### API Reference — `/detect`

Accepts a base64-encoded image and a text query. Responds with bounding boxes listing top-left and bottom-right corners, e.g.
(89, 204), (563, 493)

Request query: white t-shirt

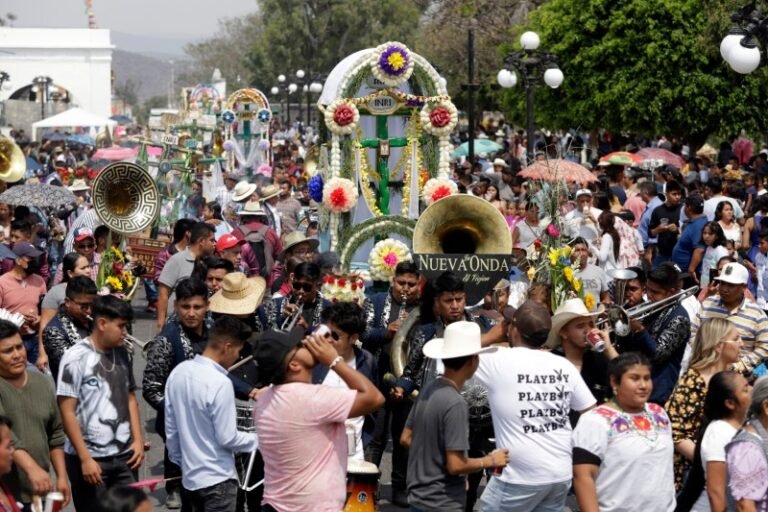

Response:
(474, 347), (595, 485)
(322, 357), (363, 460)
(572, 403), (676, 512)
(691, 420), (738, 512)
(700, 246), (730, 288)
(565, 206), (603, 242)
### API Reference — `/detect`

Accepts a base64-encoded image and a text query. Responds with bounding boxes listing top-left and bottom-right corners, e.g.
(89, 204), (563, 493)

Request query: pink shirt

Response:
(255, 382), (355, 512)
(0, 272), (46, 334)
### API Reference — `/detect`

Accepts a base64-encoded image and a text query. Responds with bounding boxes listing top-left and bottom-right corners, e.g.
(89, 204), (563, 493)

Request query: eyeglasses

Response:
(328, 330), (341, 341)
(76, 243), (95, 249)
(292, 282), (315, 293)
(67, 299), (93, 310)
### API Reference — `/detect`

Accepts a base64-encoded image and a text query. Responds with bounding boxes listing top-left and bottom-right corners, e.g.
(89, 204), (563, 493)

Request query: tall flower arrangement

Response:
(96, 246), (136, 298)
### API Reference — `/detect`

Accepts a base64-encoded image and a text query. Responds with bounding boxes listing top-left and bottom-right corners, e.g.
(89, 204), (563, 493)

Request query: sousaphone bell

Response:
(91, 162), (160, 234)
(0, 137), (26, 183)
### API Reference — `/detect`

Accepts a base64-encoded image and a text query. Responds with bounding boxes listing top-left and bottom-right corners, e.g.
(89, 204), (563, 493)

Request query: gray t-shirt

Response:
(158, 249), (196, 314)
(405, 378), (469, 512)
(575, 264), (609, 310)
(41, 283), (67, 311)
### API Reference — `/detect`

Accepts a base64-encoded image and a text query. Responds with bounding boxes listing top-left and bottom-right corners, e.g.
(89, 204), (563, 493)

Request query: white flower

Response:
(420, 100), (458, 137)
(323, 177), (359, 213)
(324, 99), (360, 136)
(422, 178), (458, 206)
(370, 42), (415, 88)
(368, 239), (412, 282)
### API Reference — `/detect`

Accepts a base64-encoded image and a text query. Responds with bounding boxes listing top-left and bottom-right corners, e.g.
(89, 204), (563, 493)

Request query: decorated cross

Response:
(358, 112), (409, 215)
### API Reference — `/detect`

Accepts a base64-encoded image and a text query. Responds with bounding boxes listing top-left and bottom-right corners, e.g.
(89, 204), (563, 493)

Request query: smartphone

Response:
(313, 324), (331, 339)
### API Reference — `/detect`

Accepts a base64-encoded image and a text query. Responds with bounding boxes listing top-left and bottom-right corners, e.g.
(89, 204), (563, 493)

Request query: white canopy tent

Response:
(31, 107), (117, 141)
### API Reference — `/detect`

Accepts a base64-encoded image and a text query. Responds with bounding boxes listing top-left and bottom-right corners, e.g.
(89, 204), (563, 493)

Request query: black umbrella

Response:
(0, 184), (76, 208)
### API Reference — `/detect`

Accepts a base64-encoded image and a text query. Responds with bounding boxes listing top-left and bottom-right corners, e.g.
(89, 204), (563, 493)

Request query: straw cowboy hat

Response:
(280, 231), (319, 259)
(236, 201), (268, 217)
(232, 181), (258, 202)
(423, 321), (497, 360)
(260, 184), (280, 201)
(492, 158), (509, 168)
(209, 272), (267, 316)
(68, 179), (89, 192)
(545, 298), (605, 349)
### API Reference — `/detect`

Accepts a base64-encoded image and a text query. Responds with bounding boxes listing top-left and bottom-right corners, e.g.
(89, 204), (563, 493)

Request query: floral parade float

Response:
(314, 42), (459, 282)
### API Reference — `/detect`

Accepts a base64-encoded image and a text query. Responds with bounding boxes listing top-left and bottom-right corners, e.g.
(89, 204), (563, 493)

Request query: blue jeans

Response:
(143, 278), (158, 303)
(479, 477), (570, 512)
(182, 479), (238, 512)
(23, 334), (38, 365)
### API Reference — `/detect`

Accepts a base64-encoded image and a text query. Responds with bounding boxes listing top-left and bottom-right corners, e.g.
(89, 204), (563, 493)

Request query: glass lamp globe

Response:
(288, 83), (298, 93)
(277, 74), (286, 83)
(296, 69), (305, 79)
(310, 82), (323, 93)
(720, 33), (745, 62)
(270, 86), (279, 95)
(496, 69), (517, 88)
(544, 68), (564, 88)
(520, 31), (540, 51)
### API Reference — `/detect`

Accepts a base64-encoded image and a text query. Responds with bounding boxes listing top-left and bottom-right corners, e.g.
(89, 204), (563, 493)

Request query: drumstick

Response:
(228, 355), (253, 372)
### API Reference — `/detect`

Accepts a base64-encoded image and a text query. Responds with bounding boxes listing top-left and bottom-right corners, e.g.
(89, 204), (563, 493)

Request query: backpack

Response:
(241, 224), (274, 278)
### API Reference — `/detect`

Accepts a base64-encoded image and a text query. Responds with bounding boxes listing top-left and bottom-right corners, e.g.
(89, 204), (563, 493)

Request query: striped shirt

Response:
(691, 296), (768, 374)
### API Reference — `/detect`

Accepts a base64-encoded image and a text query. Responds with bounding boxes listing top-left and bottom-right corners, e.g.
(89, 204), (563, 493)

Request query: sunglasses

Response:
(76, 243), (95, 249)
(292, 282), (315, 293)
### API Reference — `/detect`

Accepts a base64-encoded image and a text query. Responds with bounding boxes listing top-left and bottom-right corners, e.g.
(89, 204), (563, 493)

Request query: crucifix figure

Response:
(359, 115), (408, 215)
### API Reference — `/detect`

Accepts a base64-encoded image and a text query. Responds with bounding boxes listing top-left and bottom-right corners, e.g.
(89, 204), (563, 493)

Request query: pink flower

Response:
(383, 251), (399, 268)
(546, 224), (560, 238)
(429, 106), (452, 128)
(333, 105), (355, 127)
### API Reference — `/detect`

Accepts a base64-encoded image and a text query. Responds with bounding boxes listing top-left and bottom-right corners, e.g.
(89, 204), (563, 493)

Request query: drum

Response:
(344, 459), (379, 512)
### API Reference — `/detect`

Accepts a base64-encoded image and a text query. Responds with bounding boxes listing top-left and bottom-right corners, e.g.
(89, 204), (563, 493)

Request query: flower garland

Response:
(422, 178), (458, 206)
(371, 42), (415, 88)
(324, 99), (360, 136)
(357, 145), (383, 217)
(420, 99), (458, 137)
(337, 216), (416, 271)
(323, 177), (358, 214)
(368, 239), (412, 282)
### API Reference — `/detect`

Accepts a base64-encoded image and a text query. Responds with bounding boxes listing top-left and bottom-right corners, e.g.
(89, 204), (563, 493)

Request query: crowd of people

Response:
(1, 126), (768, 512)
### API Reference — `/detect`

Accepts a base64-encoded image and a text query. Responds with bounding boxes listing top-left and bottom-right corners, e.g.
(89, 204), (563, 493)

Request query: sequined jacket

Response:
(255, 293), (330, 332)
(42, 310), (89, 382)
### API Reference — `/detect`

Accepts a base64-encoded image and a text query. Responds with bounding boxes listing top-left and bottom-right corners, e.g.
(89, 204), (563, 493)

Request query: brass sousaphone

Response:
(91, 162), (160, 234)
(0, 137), (26, 184)
(390, 194), (513, 382)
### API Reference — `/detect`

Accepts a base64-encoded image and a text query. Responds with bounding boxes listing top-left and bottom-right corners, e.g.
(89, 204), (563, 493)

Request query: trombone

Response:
(85, 315), (152, 352)
(597, 286), (699, 336)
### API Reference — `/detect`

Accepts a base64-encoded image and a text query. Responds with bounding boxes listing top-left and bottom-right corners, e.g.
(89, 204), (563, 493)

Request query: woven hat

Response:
(492, 158), (509, 169)
(232, 181), (257, 202)
(236, 201), (268, 217)
(260, 184), (280, 201)
(280, 231), (319, 259)
(208, 272), (267, 315)
(546, 298), (604, 349)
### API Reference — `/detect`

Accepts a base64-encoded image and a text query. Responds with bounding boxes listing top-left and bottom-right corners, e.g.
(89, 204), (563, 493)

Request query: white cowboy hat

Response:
(492, 158), (509, 168)
(546, 298), (605, 349)
(236, 201), (268, 217)
(423, 321), (497, 360)
(232, 181), (258, 202)
(209, 273), (267, 315)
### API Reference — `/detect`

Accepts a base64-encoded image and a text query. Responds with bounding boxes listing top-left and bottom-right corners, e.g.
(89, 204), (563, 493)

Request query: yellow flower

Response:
(387, 52), (406, 71)
(548, 249), (559, 266)
(563, 267), (574, 283)
(122, 271), (134, 287)
(106, 276), (123, 292)
(527, 266), (536, 281)
(112, 247), (124, 261)
(573, 278), (582, 292)
(584, 293), (595, 311)
(560, 246), (572, 258)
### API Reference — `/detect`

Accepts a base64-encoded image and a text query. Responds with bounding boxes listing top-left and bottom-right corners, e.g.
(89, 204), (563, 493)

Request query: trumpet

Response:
(280, 300), (304, 331)
(397, 293), (409, 321)
(597, 286), (699, 336)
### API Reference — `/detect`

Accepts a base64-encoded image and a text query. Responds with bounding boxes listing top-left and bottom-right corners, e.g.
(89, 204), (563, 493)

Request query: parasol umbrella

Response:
(599, 151), (643, 166)
(519, 159), (599, 184)
(91, 146), (138, 160)
(0, 184), (76, 208)
(67, 134), (96, 146)
(42, 132), (68, 142)
(450, 139), (502, 158)
(636, 147), (685, 170)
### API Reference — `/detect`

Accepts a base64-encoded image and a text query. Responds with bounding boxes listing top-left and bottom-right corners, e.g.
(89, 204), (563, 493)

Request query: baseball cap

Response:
(254, 328), (305, 385)
(575, 189), (592, 198)
(505, 300), (552, 346)
(216, 233), (245, 253)
(716, 262), (749, 285)
(73, 227), (95, 243)
(12, 241), (42, 259)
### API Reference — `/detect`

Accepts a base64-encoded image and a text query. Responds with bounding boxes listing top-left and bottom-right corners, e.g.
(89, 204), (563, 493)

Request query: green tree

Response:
(505, 0), (768, 147)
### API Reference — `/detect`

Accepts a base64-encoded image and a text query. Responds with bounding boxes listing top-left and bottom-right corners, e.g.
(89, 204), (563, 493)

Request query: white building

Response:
(0, 27), (113, 119)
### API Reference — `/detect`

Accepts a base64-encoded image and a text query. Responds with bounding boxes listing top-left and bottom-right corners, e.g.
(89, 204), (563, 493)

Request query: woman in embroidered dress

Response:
(666, 319), (742, 491)
(511, 202), (542, 250)
(573, 352), (675, 512)
(726, 376), (768, 510)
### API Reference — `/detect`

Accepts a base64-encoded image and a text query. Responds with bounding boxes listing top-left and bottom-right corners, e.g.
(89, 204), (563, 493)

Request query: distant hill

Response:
(111, 49), (194, 103)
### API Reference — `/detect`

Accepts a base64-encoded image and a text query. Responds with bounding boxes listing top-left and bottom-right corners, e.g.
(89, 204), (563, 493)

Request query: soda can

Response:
(586, 331), (606, 353)
(44, 492), (64, 512)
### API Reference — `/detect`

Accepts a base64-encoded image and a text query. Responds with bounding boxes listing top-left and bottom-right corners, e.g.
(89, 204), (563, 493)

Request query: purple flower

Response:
(308, 175), (324, 203)
(379, 46), (410, 77)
